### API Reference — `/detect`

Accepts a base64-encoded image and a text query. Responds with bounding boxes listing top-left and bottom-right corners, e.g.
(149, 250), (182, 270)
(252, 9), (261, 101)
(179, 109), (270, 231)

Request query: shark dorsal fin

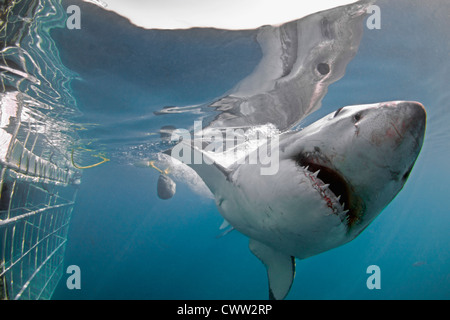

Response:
(249, 239), (296, 300)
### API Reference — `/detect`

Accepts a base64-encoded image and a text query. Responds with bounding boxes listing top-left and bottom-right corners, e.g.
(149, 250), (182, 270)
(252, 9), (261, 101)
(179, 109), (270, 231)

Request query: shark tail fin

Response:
(249, 239), (296, 300)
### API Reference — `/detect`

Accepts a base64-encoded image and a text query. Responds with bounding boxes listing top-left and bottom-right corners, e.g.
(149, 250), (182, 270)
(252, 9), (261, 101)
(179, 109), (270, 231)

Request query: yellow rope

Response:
(148, 161), (170, 175)
(71, 148), (110, 169)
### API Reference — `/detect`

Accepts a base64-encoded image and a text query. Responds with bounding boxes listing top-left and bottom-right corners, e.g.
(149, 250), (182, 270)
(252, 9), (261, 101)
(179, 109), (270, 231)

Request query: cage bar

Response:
(1, 91), (80, 300)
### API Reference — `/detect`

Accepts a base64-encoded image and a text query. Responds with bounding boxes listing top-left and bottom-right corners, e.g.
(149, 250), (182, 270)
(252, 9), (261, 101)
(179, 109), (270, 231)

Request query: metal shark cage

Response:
(0, 92), (80, 300)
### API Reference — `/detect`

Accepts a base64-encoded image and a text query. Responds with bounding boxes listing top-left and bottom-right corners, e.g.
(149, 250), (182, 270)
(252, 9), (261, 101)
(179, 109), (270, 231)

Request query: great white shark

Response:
(165, 100), (426, 299)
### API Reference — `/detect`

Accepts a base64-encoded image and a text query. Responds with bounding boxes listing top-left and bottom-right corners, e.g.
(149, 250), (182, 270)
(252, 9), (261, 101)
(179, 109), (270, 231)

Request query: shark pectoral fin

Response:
(215, 226), (235, 239)
(219, 219), (230, 230)
(164, 140), (231, 194)
(249, 239), (295, 300)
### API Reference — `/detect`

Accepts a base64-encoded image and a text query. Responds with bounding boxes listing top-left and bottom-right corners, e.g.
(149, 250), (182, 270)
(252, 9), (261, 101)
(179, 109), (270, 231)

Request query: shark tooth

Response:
(313, 170), (320, 177)
(322, 184), (330, 189)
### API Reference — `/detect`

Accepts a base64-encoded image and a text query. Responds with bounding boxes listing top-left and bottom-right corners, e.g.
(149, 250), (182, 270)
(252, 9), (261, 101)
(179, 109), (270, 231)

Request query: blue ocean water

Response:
(5, 0), (448, 299)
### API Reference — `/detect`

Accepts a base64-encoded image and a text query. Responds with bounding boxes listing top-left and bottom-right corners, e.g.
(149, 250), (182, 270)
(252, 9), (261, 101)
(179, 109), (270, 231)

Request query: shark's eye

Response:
(317, 63), (330, 75)
(353, 112), (362, 123)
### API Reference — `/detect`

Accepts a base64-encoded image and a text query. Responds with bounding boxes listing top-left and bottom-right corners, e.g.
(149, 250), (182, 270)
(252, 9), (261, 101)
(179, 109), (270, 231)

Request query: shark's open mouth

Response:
(294, 152), (361, 228)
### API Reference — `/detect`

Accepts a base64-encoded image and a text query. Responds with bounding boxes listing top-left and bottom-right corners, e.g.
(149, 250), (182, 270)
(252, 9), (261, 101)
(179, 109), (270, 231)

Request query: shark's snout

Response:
(341, 101), (427, 232)
(390, 101), (425, 130)
(394, 101), (426, 146)
(370, 101), (426, 149)
(396, 101), (426, 118)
